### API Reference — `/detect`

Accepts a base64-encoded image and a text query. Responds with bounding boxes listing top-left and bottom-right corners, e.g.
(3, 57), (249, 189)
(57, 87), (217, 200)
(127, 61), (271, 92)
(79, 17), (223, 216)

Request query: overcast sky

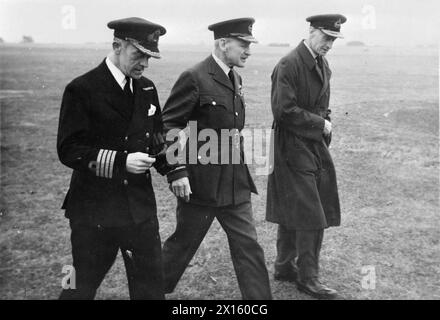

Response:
(0, 0), (438, 46)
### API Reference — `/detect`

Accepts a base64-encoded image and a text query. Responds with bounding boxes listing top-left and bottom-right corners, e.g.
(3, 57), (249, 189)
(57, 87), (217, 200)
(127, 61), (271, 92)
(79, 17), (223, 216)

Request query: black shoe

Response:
(296, 278), (340, 300)
(274, 269), (298, 282)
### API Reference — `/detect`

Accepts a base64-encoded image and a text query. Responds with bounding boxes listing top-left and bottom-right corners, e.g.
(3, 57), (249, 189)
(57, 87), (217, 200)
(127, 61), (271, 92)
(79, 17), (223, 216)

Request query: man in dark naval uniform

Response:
(57, 17), (178, 299)
(266, 14), (347, 299)
(161, 18), (272, 300)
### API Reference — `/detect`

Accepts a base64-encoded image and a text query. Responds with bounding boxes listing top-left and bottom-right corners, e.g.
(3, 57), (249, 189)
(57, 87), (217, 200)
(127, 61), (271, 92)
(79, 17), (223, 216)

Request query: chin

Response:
(131, 73), (143, 79)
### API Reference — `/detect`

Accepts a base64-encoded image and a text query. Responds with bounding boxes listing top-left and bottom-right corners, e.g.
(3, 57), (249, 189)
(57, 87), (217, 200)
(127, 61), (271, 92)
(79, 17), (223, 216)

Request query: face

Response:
(223, 38), (251, 68)
(117, 41), (151, 79)
(309, 28), (337, 56)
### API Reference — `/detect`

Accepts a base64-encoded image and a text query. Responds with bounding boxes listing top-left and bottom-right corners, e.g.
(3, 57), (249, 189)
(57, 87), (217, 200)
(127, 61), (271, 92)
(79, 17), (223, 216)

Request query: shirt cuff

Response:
(166, 166), (188, 183)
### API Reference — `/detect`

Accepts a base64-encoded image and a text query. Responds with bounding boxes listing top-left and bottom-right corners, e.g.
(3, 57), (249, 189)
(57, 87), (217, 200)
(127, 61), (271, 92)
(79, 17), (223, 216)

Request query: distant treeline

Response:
(346, 41), (366, 46)
(268, 43), (290, 47)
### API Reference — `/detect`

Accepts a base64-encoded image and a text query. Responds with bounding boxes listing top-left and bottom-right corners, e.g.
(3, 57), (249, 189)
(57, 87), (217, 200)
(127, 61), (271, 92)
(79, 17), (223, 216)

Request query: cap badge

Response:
(147, 29), (161, 43)
(334, 19), (342, 29)
(248, 24), (253, 33)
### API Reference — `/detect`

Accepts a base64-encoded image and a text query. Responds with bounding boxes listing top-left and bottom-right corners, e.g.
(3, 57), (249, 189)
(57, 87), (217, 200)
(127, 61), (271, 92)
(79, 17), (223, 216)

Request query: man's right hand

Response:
(126, 152), (156, 174)
(323, 119), (332, 136)
(170, 177), (192, 202)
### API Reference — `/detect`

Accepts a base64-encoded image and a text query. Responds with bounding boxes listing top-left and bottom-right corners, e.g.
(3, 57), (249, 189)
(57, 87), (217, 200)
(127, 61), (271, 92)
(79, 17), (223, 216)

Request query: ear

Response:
(112, 41), (122, 55)
(218, 38), (228, 51)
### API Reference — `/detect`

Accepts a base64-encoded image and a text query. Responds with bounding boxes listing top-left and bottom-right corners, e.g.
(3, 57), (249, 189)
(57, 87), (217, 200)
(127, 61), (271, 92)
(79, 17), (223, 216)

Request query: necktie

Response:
(316, 56), (323, 70)
(123, 76), (134, 119)
(315, 56), (324, 80)
(228, 68), (235, 88)
(123, 76), (132, 97)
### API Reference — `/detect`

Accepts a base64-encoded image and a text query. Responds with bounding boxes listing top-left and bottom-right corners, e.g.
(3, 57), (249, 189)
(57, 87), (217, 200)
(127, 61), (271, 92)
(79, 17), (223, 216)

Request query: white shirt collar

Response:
(211, 52), (232, 76)
(303, 40), (318, 60)
(105, 56), (132, 92)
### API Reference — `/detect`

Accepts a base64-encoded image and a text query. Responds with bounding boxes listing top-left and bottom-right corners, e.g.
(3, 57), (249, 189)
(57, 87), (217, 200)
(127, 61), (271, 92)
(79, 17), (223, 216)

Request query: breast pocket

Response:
(199, 94), (233, 129)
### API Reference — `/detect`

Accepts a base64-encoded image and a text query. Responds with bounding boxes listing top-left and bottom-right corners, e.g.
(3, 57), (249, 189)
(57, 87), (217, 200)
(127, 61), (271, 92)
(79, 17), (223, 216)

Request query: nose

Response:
(326, 40), (333, 50)
(140, 56), (149, 68)
(244, 47), (251, 56)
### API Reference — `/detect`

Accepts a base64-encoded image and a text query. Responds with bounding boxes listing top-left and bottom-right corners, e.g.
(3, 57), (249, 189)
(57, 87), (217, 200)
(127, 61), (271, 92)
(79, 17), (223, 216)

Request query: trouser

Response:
(162, 200), (272, 300)
(274, 224), (324, 281)
(59, 217), (164, 300)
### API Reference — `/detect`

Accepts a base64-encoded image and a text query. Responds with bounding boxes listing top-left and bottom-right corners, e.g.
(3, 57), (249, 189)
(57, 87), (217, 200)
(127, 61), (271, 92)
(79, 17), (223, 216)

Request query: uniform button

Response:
(123, 179), (128, 186)
(235, 112), (239, 116)
(197, 155), (202, 160)
(145, 132), (150, 138)
(145, 147), (150, 152)
(124, 150), (128, 154)
(124, 136), (128, 141)
(212, 101), (216, 106)
(146, 172), (150, 178)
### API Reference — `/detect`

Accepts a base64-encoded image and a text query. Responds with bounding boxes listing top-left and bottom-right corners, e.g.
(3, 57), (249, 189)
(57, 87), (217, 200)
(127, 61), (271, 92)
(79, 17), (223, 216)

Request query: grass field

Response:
(0, 43), (438, 300)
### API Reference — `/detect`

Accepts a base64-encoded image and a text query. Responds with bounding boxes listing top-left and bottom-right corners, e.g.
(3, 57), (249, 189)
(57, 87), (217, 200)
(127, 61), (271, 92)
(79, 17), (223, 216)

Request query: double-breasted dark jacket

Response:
(57, 60), (177, 227)
(266, 41), (341, 230)
(162, 55), (257, 207)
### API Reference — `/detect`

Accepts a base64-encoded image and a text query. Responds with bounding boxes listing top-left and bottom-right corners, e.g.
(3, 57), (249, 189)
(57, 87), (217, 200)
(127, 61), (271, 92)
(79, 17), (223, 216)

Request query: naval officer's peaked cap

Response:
(108, 17), (166, 58)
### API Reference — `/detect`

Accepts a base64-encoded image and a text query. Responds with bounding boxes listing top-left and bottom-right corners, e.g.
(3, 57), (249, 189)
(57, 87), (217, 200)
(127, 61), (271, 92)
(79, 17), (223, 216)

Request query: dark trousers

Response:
(275, 225), (324, 281)
(162, 200), (272, 300)
(59, 217), (164, 300)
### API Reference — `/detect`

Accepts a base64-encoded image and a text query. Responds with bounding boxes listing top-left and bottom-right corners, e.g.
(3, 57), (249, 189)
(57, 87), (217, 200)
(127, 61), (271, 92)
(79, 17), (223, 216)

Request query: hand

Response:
(126, 152), (156, 174)
(323, 119), (332, 136)
(170, 177), (192, 202)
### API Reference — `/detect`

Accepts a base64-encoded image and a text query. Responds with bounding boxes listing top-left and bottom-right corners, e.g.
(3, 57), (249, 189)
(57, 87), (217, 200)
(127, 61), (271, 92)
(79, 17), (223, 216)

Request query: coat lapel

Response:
(126, 79), (151, 136)
(297, 41), (324, 84)
(316, 59), (330, 104)
(297, 41), (330, 108)
(315, 64), (324, 83)
(96, 60), (132, 121)
(207, 55), (234, 92)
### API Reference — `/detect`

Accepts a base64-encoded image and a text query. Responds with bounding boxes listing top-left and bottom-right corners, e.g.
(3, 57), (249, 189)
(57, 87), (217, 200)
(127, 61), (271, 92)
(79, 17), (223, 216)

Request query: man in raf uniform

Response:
(161, 18), (272, 300)
(57, 17), (177, 299)
(266, 14), (347, 299)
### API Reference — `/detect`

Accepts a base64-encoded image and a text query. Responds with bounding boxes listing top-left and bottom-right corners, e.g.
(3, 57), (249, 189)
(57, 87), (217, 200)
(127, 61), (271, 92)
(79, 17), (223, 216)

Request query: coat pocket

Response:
(285, 135), (320, 172)
(199, 94), (233, 129)
(187, 163), (222, 203)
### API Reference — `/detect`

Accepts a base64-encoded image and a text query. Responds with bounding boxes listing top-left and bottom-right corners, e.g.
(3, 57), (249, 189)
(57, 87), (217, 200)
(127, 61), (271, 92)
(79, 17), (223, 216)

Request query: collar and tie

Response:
(123, 76), (132, 96)
(315, 56), (325, 81)
(123, 76), (134, 119)
(228, 68), (235, 85)
(316, 56), (323, 70)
